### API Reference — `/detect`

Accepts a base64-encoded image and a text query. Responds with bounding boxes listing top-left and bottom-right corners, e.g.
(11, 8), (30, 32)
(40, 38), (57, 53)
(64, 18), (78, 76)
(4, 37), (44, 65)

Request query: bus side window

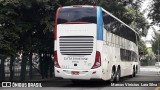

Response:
(109, 32), (111, 46)
(120, 49), (126, 61)
(107, 32), (109, 45)
(103, 27), (107, 41)
(102, 11), (114, 32)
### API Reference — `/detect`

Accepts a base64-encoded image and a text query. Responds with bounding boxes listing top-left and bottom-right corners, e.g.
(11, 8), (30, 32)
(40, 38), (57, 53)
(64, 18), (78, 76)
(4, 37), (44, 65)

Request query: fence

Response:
(0, 54), (54, 81)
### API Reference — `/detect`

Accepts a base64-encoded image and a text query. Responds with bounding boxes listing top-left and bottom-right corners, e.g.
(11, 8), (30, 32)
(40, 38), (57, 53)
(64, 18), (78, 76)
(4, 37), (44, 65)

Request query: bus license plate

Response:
(71, 71), (79, 75)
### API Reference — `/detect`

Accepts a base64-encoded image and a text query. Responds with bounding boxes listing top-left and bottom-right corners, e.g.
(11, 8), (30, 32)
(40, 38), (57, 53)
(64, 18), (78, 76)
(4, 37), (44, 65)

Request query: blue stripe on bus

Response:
(97, 7), (103, 40)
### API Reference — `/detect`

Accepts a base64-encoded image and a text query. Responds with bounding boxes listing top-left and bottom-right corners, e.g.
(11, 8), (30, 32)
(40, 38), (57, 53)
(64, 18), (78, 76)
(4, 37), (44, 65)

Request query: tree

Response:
(139, 39), (156, 66)
(148, 0), (160, 26)
(152, 30), (160, 57)
(139, 40), (149, 56)
(15, 0), (55, 80)
(0, 0), (21, 81)
(145, 48), (156, 65)
(0, 0), (55, 81)
(0, 0), (20, 55)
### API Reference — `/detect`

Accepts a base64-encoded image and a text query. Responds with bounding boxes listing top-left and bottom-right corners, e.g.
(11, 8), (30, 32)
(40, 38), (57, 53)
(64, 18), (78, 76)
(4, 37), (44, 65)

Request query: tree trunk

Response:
(0, 55), (5, 81)
(44, 54), (49, 78)
(49, 54), (53, 78)
(9, 56), (14, 81)
(29, 52), (33, 80)
(20, 53), (27, 81)
(39, 53), (44, 79)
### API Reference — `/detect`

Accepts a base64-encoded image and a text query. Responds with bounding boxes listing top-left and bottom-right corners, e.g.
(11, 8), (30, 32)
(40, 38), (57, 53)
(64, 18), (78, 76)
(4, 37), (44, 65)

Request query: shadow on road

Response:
(42, 77), (134, 87)
(65, 80), (110, 87)
(41, 80), (111, 87)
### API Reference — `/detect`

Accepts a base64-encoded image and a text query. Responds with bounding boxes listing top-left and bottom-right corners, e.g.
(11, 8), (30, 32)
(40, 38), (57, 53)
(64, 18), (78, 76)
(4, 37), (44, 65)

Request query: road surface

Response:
(1, 66), (160, 90)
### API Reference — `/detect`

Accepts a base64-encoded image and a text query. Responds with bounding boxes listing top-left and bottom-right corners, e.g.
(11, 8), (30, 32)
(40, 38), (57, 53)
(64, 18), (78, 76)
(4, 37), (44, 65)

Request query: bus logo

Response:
(2, 82), (11, 87)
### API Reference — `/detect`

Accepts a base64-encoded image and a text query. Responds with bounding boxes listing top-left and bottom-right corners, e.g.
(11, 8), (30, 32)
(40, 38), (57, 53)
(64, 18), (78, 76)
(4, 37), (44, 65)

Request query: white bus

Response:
(54, 5), (140, 83)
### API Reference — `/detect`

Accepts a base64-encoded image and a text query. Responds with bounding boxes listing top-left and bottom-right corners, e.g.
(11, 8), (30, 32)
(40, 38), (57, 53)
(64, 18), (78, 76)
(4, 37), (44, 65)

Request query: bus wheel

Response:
(110, 68), (116, 82)
(115, 68), (120, 82)
(133, 68), (136, 77)
(136, 66), (138, 74)
(129, 68), (135, 78)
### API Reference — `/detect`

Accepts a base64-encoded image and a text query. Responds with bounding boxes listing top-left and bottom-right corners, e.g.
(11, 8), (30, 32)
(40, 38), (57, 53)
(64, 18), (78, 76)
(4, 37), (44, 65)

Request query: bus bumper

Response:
(54, 67), (102, 80)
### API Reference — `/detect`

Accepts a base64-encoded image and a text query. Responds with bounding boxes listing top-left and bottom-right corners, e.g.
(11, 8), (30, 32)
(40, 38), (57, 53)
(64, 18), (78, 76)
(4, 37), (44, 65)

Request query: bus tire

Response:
(110, 67), (116, 82)
(129, 68), (135, 78)
(115, 68), (120, 82)
(133, 68), (136, 77)
(136, 66), (138, 74)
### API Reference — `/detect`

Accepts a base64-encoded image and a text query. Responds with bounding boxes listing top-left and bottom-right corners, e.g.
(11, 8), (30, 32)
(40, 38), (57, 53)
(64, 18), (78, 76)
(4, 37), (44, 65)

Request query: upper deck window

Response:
(58, 8), (97, 24)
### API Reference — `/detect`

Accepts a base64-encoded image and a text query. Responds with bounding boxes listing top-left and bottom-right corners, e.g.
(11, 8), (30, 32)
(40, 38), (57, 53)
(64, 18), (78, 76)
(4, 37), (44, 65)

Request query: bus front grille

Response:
(59, 36), (94, 55)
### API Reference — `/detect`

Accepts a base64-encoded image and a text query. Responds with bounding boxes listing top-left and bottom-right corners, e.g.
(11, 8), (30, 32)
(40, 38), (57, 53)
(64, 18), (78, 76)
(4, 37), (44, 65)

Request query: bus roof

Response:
(61, 5), (96, 8)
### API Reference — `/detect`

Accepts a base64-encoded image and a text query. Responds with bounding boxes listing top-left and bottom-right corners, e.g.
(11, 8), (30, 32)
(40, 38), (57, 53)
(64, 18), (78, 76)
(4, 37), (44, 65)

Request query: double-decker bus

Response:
(54, 5), (140, 83)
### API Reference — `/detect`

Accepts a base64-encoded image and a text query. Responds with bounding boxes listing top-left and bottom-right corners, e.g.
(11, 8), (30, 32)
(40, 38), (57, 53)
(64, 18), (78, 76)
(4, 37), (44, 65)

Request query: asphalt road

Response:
(1, 66), (160, 90)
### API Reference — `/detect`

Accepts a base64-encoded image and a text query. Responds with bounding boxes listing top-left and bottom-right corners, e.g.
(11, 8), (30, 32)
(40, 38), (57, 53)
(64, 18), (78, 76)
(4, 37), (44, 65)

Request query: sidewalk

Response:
(140, 66), (160, 75)
(155, 87), (160, 90)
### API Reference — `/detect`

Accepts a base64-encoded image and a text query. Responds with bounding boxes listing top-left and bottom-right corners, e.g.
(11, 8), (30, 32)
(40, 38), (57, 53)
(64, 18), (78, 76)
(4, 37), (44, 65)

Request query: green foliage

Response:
(139, 40), (156, 66)
(0, 0), (54, 55)
(0, 0), (20, 55)
(141, 48), (156, 66)
(148, 0), (160, 26)
(152, 30), (160, 55)
(139, 40), (149, 55)
(146, 48), (156, 61)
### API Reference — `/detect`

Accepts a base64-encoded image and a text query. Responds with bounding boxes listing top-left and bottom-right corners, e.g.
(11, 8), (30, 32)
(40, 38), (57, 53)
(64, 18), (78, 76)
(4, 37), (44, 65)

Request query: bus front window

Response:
(57, 8), (97, 24)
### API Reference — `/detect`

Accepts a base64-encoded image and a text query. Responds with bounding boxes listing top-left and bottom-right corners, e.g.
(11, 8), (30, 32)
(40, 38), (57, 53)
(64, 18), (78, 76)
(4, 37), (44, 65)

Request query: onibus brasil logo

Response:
(2, 82), (42, 87)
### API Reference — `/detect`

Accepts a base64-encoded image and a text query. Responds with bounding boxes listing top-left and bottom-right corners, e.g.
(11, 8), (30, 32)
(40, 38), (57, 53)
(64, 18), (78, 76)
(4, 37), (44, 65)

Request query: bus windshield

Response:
(57, 8), (97, 24)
